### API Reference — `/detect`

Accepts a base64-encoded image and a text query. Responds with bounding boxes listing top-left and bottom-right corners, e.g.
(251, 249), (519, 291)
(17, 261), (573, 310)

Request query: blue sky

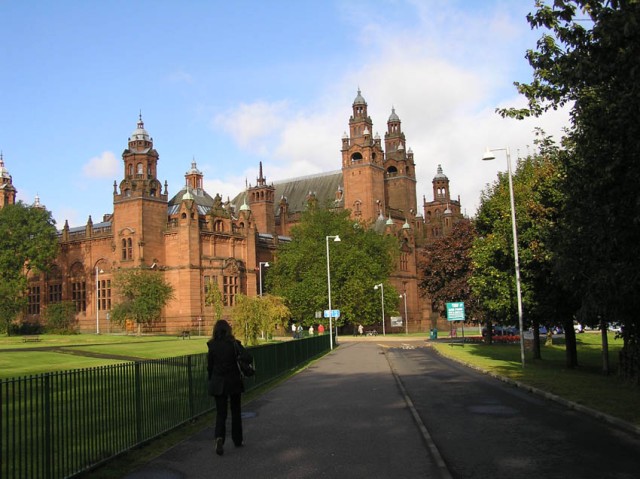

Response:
(0, 0), (569, 228)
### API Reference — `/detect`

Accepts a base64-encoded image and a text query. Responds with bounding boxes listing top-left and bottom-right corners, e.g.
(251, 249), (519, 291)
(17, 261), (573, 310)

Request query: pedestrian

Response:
(309, 325), (314, 336)
(291, 322), (297, 338)
(358, 324), (364, 336)
(297, 324), (303, 337)
(207, 319), (250, 456)
(318, 324), (325, 335)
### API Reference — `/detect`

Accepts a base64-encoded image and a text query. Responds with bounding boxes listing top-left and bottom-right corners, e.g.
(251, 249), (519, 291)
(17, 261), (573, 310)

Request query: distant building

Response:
(3, 90), (464, 334)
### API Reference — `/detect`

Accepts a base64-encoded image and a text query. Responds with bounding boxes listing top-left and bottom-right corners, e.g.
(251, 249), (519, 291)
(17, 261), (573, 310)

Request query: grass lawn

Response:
(0, 333), (284, 378)
(432, 332), (640, 426)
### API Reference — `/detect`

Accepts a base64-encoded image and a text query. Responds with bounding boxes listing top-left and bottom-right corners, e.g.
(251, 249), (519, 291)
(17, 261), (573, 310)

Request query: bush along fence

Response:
(1, 334), (332, 479)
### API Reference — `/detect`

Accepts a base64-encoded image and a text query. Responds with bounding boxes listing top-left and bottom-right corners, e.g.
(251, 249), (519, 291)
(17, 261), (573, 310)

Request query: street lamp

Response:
(482, 147), (525, 368)
(400, 292), (408, 335)
(259, 261), (270, 296)
(326, 235), (341, 350)
(95, 266), (104, 334)
(374, 283), (386, 336)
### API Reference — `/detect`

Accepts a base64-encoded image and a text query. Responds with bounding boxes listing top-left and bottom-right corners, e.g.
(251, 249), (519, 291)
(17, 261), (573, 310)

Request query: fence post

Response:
(43, 374), (52, 479)
(134, 363), (143, 444)
(187, 356), (195, 418)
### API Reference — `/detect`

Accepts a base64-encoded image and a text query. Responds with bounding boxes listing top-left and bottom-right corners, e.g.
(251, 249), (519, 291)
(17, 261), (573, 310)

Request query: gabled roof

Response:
(233, 170), (344, 216)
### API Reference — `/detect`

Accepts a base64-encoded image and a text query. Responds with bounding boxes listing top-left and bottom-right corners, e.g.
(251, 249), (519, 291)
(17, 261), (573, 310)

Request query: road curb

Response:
(426, 343), (640, 438)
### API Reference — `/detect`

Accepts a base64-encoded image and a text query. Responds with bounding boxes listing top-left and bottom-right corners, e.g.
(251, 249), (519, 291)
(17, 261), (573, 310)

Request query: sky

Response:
(0, 0), (569, 228)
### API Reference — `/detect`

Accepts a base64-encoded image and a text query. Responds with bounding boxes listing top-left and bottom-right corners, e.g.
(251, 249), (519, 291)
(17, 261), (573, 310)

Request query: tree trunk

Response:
(563, 319), (578, 368)
(601, 322), (610, 375)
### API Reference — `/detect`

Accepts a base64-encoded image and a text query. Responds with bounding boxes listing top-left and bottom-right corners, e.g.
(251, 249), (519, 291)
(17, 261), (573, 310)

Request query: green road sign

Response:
(446, 302), (465, 321)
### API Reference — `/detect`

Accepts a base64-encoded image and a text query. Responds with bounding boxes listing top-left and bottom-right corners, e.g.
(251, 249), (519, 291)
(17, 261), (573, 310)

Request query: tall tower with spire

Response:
(341, 89), (386, 221)
(248, 161), (275, 234)
(112, 115), (169, 267)
(0, 153), (17, 208)
(383, 107), (417, 217)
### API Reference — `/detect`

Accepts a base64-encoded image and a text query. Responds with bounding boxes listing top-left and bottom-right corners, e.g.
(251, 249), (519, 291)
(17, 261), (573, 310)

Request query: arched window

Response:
(351, 152), (363, 162)
(129, 164), (133, 176)
(137, 163), (143, 175)
(127, 238), (133, 259)
(121, 238), (127, 260)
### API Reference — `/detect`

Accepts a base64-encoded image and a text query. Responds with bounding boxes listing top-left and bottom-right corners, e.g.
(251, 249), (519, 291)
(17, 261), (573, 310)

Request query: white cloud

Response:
(82, 151), (119, 179)
(212, 101), (289, 151)
(207, 1), (570, 217)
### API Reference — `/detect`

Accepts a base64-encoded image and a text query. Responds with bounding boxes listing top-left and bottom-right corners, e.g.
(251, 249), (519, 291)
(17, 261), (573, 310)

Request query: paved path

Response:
(123, 340), (442, 479)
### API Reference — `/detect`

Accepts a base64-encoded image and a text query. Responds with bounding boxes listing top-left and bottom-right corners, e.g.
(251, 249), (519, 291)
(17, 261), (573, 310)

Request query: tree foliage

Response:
(109, 269), (174, 335)
(500, 1), (640, 377)
(0, 202), (58, 335)
(43, 301), (78, 334)
(267, 206), (399, 329)
(418, 219), (479, 320)
(231, 294), (290, 346)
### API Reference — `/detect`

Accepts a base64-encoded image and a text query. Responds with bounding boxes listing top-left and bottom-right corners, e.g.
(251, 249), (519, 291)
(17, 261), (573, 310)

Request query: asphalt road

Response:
(123, 340), (640, 479)
(385, 345), (640, 479)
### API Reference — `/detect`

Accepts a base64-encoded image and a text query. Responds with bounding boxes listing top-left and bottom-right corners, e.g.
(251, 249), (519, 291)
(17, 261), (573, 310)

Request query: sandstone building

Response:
(2, 90), (463, 334)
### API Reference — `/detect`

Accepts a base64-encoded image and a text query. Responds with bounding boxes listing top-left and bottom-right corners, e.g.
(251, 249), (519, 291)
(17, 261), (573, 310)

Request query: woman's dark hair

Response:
(213, 319), (233, 340)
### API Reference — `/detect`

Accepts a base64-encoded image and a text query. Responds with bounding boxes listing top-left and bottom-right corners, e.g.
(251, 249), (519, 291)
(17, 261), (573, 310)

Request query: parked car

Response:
(482, 325), (518, 336)
(608, 323), (622, 333)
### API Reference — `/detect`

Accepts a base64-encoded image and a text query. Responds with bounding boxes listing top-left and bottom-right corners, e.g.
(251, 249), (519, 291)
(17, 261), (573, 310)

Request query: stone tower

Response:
(341, 89), (386, 222)
(383, 107), (417, 218)
(0, 153), (17, 208)
(112, 115), (169, 268)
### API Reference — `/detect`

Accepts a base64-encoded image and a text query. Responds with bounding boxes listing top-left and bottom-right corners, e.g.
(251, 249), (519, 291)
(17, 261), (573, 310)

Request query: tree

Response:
(109, 269), (174, 335)
(230, 294), (290, 346)
(43, 301), (77, 334)
(470, 135), (575, 361)
(205, 278), (224, 324)
(500, 1), (640, 378)
(0, 202), (58, 335)
(418, 219), (479, 325)
(267, 206), (399, 330)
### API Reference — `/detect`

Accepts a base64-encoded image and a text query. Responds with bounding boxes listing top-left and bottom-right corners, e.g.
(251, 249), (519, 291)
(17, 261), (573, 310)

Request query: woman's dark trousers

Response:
(214, 393), (242, 445)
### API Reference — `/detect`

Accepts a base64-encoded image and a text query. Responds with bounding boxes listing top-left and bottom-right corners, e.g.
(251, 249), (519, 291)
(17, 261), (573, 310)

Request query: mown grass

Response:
(432, 332), (640, 426)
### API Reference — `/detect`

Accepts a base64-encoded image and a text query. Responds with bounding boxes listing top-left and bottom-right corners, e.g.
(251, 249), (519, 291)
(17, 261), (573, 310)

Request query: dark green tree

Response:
(43, 301), (77, 334)
(110, 269), (174, 335)
(500, 1), (640, 377)
(0, 202), (58, 335)
(267, 206), (399, 331)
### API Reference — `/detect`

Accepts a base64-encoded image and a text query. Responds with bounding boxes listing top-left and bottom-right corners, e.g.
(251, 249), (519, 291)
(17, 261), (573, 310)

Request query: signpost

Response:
(390, 316), (403, 328)
(446, 302), (465, 339)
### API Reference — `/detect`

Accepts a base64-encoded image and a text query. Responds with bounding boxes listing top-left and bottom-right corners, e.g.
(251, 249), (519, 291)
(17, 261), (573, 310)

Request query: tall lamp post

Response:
(482, 147), (525, 368)
(95, 266), (104, 335)
(326, 235), (341, 350)
(259, 261), (270, 296)
(374, 283), (386, 336)
(400, 292), (408, 335)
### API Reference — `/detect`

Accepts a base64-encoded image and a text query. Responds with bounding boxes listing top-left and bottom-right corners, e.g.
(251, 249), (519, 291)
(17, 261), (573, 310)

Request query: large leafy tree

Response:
(110, 269), (174, 335)
(418, 219), (479, 323)
(500, 1), (640, 377)
(267, 206), (399, 330)
(0, 202), (58, 335)
(471, 135), (575, 361)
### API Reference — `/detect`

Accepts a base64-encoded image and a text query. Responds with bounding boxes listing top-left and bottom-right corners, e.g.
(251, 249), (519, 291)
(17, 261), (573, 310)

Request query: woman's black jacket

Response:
(207, 337), (244, 396)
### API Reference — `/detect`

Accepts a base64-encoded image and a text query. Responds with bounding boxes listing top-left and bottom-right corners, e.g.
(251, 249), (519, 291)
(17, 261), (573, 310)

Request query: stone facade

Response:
(6, 90), (464, 335)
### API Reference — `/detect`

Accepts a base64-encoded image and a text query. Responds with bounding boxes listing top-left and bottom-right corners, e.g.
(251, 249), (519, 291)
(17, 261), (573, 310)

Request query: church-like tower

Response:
(383, 107), (417, 217)
(0, 153), (17, 208)
(112, 115), (169, 267)
(341, 89), (386, 221)
(248, 161), (275, 234)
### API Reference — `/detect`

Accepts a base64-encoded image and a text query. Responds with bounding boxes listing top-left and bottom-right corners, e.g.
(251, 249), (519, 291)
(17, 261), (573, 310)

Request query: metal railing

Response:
(1, 334), (332, 478)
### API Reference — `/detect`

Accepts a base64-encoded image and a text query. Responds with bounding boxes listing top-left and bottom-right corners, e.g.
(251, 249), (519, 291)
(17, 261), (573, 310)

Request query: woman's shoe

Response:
(215, 437), (224, 456)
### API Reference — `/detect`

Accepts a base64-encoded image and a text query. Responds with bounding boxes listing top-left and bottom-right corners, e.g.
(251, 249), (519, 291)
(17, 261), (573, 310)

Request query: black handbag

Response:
(234, 341), (255, 378)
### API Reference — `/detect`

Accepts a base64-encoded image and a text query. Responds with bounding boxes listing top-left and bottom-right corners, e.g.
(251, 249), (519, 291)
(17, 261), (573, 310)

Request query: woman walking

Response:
(207, 319), (251, 456)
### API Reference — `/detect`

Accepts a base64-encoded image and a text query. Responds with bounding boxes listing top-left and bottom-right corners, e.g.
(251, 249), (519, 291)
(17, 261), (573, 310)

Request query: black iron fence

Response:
(1, 334), (331, 478)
